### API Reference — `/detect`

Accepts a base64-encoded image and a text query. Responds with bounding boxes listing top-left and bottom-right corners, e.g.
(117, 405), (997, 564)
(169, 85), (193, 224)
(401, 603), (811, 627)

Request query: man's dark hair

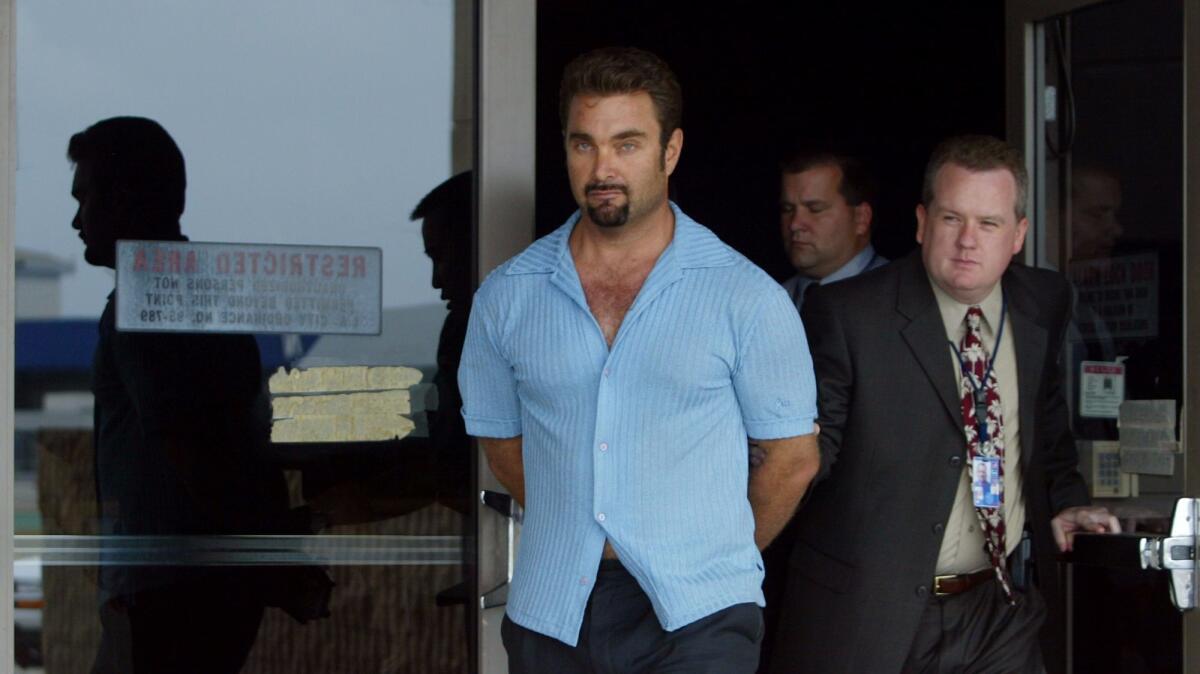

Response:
(411, 171), (471, 223)
(780, 150), (878, 207)
(558, 46), (682, 149)
(410, 170), (472, 245)
(67, 116), (187, 228)
(922, 134), (1028, 220)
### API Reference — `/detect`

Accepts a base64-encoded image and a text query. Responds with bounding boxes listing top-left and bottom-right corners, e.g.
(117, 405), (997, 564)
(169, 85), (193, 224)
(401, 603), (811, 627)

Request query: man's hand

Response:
(1051, 505), (1122, 552)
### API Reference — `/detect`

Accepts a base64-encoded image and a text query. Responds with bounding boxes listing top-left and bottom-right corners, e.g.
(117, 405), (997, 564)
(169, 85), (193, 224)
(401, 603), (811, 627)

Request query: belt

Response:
(933, 568), (995, 597)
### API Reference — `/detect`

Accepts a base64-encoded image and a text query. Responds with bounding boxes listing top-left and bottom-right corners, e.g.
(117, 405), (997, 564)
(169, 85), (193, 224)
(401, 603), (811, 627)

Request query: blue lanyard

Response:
(947, 293), (1007, 444)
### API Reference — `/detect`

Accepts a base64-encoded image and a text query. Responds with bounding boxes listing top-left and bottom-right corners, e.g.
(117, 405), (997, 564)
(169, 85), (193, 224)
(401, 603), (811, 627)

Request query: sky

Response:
(15, 0), (455, 317)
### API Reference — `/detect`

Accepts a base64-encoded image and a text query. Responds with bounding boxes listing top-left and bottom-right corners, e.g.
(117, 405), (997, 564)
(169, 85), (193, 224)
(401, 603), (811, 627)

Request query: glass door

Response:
(1010, 0), (1198, 671)
(10, 3), (480, 672)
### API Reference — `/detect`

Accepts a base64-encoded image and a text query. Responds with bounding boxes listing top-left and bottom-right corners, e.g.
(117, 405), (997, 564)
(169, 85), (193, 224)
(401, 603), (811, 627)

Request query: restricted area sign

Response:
(115, 240), (382, 335)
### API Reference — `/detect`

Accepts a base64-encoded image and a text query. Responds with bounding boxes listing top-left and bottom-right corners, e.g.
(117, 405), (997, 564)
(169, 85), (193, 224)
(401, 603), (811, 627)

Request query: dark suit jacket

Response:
(769, 251), (1089, 674)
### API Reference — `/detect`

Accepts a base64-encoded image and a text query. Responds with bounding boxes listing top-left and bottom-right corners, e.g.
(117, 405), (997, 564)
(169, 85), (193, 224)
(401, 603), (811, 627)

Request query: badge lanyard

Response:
(946, 294), (1007, 444)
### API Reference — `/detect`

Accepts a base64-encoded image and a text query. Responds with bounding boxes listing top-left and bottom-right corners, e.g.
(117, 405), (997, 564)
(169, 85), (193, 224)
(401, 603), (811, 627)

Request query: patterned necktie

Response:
(958, 306), (1015, 603)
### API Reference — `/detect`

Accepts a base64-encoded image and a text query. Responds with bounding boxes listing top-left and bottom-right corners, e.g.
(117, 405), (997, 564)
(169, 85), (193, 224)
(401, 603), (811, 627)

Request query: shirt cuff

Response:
(743, 415), (816, 440)
(463, 413), (522, 439)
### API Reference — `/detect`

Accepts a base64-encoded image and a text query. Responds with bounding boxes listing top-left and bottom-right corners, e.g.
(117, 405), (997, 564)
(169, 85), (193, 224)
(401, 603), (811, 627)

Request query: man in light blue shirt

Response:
(459, 47), (820, 674)
(778, 150), (888, 311)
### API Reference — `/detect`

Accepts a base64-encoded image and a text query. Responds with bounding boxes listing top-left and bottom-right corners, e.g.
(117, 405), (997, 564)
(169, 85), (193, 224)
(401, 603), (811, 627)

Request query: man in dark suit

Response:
(769, 135), (1119, 674)
(71, 117), (316, 674)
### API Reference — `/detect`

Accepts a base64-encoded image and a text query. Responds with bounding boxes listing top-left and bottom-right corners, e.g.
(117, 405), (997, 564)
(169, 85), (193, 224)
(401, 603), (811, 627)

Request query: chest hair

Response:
(580, 264), (653, 347)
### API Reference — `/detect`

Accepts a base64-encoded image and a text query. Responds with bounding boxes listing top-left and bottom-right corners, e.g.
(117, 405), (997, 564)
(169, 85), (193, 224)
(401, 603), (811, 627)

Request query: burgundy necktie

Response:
(958, 306), (1015, 603)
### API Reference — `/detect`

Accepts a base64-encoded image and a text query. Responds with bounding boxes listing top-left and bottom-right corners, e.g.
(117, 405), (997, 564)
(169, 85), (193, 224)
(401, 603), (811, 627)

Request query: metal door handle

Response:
(1073, 497), (1198, 611)
(1140, 498), (1197, 611)
(481, 489), (524, 524)
(480, 490), (520, 608)
(481, 581), (509, 609)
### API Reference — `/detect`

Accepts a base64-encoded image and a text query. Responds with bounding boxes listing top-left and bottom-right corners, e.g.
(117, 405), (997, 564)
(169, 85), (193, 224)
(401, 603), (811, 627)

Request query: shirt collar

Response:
(791, 244), (878, 296)
(821, 244), (878, 285)
(929, 276), (1005, 341)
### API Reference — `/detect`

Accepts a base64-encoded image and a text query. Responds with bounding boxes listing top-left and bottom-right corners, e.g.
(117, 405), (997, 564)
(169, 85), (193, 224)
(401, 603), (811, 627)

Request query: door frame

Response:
(475, 0), (535, 673)
(1, 0), (15, 669)
(1006, 0), (1199, 671)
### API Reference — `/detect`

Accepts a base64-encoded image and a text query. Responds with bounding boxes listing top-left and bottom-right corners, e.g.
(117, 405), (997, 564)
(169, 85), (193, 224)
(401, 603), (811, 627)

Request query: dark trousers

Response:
(91, 577), (265, 674)
(502, 561), (764, 674)
(902, 579), (1046, 674)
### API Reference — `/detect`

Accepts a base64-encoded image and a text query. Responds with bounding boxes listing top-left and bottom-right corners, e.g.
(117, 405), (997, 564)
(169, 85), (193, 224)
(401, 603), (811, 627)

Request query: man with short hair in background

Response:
(778, 150), (887, 311)
(759, 151), (890, 671)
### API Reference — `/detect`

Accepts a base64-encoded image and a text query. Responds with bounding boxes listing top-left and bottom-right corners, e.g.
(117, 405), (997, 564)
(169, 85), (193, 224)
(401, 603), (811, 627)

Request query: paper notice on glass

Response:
(115, 240), (383, 335)
(1079, 361), (1125, 418)
(1119, 400), (1176, 429)
(1119, 426), (1175, 449)
(1120, 447), (1175, 476)
(1118, 400), (1178, 476)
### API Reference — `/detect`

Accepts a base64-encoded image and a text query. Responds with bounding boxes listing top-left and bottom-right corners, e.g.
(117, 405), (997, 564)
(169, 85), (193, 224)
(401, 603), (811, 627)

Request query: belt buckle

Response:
(932, 574), (956, 597)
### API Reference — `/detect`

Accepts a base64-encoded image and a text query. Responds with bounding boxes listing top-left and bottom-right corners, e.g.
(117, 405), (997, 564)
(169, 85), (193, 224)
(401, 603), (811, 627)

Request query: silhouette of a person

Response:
(412, 171), (473, 513)
(306, 172), (475, 523)
(71, 116), (299, 674)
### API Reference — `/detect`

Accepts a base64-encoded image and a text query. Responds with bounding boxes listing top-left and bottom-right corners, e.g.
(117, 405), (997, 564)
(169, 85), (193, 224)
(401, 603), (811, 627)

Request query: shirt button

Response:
(949, 455), (963, 469)
(916, 585), (929, 598)
(603, 368), (611, 378)
(596, 512), (606, 522)
(579, 576), (589, 586)
(932, 523), (945, 535)
(599, 442), (609, 452)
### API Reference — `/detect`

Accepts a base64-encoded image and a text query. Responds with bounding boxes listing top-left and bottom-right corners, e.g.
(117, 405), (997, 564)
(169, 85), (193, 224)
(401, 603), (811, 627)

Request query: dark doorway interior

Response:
(536, 1), (1006, 279)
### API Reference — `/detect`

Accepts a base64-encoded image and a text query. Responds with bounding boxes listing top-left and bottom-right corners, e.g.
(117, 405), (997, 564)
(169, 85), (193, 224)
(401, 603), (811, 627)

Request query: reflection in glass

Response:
(69, 117), (332, 674)
(1056, 0), (1184, 445)
(13, 3), (474, 672)
(1046, 1), (1184, 672)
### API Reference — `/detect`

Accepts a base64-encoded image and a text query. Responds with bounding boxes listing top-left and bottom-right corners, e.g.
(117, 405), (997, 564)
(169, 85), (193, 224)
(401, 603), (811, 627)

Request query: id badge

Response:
(971, 456), (1002, 509)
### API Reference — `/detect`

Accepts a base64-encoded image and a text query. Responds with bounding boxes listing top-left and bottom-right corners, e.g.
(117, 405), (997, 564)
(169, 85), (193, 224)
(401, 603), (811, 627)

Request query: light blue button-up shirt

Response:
(459, 203), (817, 646)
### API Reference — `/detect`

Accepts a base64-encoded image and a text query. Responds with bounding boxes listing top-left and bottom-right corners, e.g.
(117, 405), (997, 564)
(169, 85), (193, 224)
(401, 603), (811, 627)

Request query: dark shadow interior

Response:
(536, 0), (1006, 277)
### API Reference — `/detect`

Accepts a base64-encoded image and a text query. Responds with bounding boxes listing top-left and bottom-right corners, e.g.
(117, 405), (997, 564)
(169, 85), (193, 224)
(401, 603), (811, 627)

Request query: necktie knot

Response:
(959, 306), (989, 368)
(964, 305), (984, 330)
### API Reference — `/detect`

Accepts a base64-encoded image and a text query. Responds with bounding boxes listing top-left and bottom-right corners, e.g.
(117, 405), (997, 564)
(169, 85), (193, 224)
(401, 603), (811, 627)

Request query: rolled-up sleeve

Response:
(458, 288), (522, 438)
(732, 286), (817, 439)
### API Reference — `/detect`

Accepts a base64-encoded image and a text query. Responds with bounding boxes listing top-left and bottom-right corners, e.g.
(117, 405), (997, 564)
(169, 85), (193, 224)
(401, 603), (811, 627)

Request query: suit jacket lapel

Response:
(1003, 270), (1049, 473)
(896, 253), (962, 428)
